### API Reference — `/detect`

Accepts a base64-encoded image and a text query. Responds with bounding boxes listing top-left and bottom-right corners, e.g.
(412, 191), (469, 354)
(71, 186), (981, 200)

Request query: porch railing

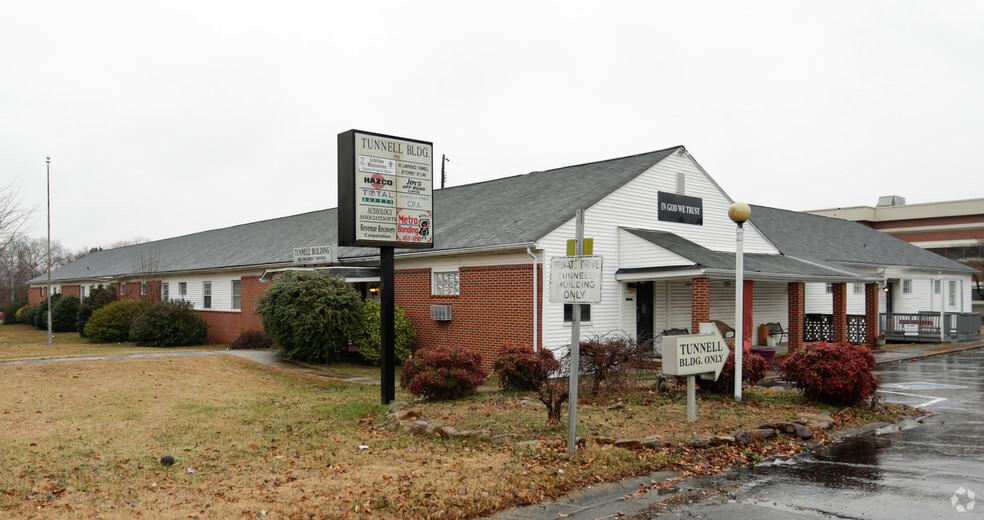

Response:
(879, 312), (982, 343)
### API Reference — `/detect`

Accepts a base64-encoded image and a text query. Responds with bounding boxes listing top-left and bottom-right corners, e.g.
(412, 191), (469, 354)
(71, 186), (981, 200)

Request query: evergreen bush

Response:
(2, 297), (28, 325)
(230, 330), (275, 350)
(700, 344), (769, 394)
(492, 343), (560, 392)
(51, 295), (81, 333)
(256, 270), (364, 363)
(83, 299), (151, 343)
(352, 299), (416, 365)
(32, 294), (62, 329)
(400, 345), (485, 401)
(130, 299), (208, 347)
(779, 341), (879, 405)
(76, 286), (118, 336)
(17, 304), (35, 325)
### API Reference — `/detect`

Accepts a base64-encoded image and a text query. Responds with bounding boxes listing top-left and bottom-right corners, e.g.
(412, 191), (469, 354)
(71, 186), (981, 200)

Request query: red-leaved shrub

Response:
(778, 342), (879, 405)
(400, 345), (485, 401)
(493, 343), (561, 392)
(701, 345), (769, 394)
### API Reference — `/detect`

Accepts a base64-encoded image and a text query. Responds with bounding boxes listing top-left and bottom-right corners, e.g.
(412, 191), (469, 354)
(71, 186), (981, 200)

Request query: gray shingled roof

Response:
(618, 228), (878, 281)
(39, 147), (682, 282)
(748, 205), (975, 273)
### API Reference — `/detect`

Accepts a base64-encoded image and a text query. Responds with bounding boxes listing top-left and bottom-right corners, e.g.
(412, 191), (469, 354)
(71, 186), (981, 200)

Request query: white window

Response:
(231, 280), (241, 310)
(902, 279), (912, 294)
(825, 283), (833, 294)
(203, 282), (212, 309)
(949, 281), (956, 306)
(934, 280), (941, 294)
(162, 282), (169, 300)
(179, 282), (187, 297)
(80, 285), (87, 299)
(140, 281), (148, 296)
(120, 282), (126, 296)
(853, 283), (863, 295)
(432, 271), (459, 296)
(564, 304), (591, 323)
(41, 286), (46, 297)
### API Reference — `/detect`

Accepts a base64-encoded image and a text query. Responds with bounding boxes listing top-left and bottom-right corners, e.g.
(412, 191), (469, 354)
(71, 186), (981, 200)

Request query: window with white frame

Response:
(232, 280), (241, 310)
(80, 285), (87, 299)
(825, 283), (833, 294)
(120, 282), (126, 296)
(161, 282), (169, 300)
(140, 281), (148, 296)
(949, 280), (956, 306)
(564, 304), (591, 323)
(853, 283), (863, 294)
(432, 271), (459, 296)
(902, 279), (912, 294)
(41, 286), (46, 297)
(179, 282), (187, 298)
(934, 280), (941, 294)
(203, 281), (212, 309)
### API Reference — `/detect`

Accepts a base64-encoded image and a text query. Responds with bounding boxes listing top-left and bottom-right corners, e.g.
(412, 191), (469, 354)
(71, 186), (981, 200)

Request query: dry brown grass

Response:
(0, 327), (916, 519)
(0, 324), (225, 361)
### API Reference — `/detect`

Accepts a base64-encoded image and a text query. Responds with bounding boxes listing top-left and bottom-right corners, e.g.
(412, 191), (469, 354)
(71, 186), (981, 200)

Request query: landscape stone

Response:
(387, 401), (409, 414)
(594, 436), (616, 445)
(734, 428), (776, 445)
(614, 439), (643, 450)
(642, 437), (663, 449)
(491, 433), (520, 445)
(469, 430), (492, 442)
(403, 421), (429, 434)
(437, 426), (457, 439)
(711, 435), (735, 445)
(606, 402), (626, 411)
(793, 424), (814, 439)
(686, 435), (714, 448)
(775, 422), (798, 434)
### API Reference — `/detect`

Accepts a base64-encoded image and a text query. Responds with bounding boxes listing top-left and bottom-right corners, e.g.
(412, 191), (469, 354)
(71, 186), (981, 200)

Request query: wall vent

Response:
(430, 304), (453, 321)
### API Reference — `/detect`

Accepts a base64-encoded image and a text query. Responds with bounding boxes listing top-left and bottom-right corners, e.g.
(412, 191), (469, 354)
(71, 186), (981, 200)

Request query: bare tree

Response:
(0, 181), (35, 257)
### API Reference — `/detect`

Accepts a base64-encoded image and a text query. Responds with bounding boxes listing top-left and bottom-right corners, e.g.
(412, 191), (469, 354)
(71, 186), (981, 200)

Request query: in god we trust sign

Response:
(338, 130), (434, 248)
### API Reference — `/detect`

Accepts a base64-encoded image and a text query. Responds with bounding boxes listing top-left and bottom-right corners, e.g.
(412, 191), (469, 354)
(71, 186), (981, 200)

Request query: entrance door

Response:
(636, 282), (654, 343)
(885, 281), (894, 315)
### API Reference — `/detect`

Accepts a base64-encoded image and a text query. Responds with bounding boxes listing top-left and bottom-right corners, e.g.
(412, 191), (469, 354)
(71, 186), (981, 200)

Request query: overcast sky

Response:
(2, 1), (982, 251)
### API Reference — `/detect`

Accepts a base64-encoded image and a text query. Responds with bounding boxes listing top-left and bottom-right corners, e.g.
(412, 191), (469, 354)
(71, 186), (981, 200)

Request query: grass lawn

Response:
(0, 324), (226, 361)
(0, 326), (917, 519)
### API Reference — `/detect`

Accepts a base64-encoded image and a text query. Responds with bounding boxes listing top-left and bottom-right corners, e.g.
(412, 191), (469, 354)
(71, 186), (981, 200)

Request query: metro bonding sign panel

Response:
(338, 130), (434, 248)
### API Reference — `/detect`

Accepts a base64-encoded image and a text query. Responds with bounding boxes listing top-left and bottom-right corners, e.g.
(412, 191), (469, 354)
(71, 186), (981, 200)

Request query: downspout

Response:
(527, 247), (538, 351)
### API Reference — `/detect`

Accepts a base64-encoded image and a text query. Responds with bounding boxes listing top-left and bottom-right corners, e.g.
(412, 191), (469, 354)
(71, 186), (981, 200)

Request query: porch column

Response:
(788, 282), (804, 352)
(865, 283), (880, 348)
(691, 277), (710, 334)
(743, 280), (754, 345)
(832, 282), (847, 343)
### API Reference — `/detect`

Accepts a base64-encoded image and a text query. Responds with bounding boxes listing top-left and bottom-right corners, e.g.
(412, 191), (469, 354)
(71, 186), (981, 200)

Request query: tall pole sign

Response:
(339, 130), (434, 405)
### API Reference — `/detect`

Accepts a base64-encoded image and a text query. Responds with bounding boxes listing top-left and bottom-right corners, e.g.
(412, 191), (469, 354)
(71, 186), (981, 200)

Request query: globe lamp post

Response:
(728, 202), (751, 402)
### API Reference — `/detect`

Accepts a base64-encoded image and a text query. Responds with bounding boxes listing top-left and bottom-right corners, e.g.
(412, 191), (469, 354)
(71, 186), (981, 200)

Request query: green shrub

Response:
(230, 330), (275, 350)
(700, 344), (769, 394)
(76, 286), (118, 336)
(2, 297), (28, 325)
(400, 345), (485, 401)
(493, 343), (560, 392)
(130, 299), (209, 347)
(353, 299), (416, 365)
(51, 295), (81, 333)
(32, 294), (62, 329)
(256, 270), (364, 363)
(15, 303), (33, 325)
(779, 342), (879, 405)
(84, 299), (151, 343)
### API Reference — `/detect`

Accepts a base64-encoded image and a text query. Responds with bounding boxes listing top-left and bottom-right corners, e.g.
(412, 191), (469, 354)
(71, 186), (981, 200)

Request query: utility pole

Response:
(46, 157), (52, 346)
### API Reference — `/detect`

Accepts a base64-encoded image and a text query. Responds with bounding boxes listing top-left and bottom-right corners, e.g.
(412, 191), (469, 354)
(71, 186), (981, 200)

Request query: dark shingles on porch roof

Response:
(40, 147), (682, 282)
(748, 205), (975, 273)
(619, 228), (876, 280)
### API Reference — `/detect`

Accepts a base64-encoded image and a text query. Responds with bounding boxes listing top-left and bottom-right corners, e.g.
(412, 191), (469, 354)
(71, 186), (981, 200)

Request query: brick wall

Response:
(395, 263), (541, 373)
(865, 282), (879, 347)
(690, 277), (710, 332)
(832, 282), (847, 343)
(787, 282), (804, 351)
(240, 276), (270, 334)
(199, 310), (242, 344)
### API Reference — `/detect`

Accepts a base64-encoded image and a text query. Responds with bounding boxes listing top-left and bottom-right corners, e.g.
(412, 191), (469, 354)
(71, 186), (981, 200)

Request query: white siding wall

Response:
(618, 229), (694, 269)
(540, 149), (779, 351)
(161, 272), (250, 312)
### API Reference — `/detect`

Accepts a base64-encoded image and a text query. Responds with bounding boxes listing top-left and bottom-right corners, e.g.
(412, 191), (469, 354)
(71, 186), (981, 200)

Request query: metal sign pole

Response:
(687, 375), (697, 421)
(380, 246), (395, 405)
(567, 209), (584, 454)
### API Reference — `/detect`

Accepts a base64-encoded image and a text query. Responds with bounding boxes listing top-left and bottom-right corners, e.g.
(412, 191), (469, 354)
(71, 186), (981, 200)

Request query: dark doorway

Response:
(885, 281), (894, 315)
(635, 282), (654, 343)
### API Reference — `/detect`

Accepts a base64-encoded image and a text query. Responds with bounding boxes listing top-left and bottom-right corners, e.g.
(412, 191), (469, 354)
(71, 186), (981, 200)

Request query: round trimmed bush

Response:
(32, 294), (63, 330)
(493, 343), (560, 392)
(51, 295), (81, 333)
(84, 299), (151, 343)
(701, 344), (769, 394)
(778, 341), (879, 405)
(76, 286), (118, 336)
(130, 299), (208, 347)
(353, 299), (416, 365)
(400, 345), (485, 401)
(256, 270), (364, 363)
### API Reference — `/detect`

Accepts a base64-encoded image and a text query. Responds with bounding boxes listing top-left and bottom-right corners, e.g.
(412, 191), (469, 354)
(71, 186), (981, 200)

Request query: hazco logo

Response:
(366, 174), (393, 189)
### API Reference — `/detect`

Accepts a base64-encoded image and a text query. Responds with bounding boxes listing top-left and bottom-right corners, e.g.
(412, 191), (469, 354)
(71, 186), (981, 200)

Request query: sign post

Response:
(338, 130), (434, 404)
(548, 210), (605, 453)
(662, 324), (729, 421)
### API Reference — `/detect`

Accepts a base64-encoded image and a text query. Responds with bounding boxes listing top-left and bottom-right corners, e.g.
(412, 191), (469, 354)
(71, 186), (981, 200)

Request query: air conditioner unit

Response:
(430, 304), (452, 321)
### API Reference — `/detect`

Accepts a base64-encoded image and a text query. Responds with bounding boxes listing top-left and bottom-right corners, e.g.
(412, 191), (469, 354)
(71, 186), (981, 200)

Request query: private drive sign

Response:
(549, 256), (603, 304)
(337, 130), (434, 248)
(662, 326), (728, 380)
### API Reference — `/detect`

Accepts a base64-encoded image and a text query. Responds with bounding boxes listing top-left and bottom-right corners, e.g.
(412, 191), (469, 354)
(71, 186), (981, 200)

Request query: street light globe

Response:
(728, 202), (751, 224)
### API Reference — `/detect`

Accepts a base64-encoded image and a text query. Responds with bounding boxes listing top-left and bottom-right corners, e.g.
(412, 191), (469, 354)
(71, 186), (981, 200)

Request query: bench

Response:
(763, 322), (786, 344)
(711, 320), (735, 339)
(661, 327), (689, 336)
